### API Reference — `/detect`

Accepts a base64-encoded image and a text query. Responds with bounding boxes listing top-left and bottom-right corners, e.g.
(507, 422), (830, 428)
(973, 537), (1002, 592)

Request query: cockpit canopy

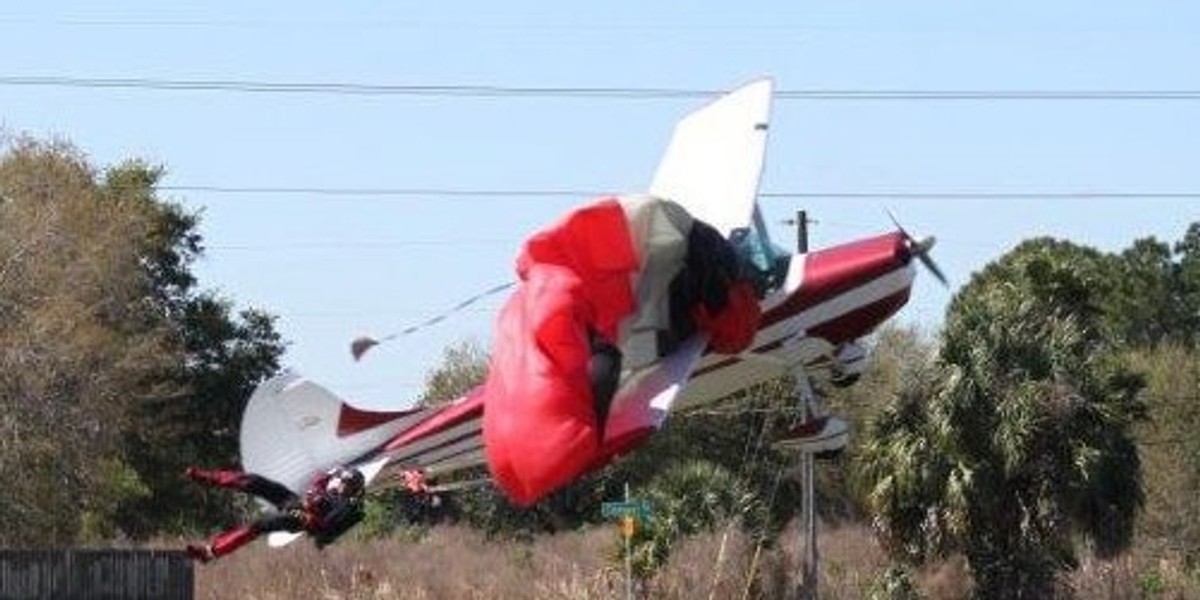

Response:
(730, 207), (791, 298)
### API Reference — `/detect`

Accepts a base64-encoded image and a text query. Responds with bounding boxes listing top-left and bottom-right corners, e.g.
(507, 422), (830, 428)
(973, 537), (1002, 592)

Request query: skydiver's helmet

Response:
(326, 466), (366, 500)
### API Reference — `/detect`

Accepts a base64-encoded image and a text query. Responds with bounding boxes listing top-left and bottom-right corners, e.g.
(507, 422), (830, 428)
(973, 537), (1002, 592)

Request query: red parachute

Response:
(481, 196), (760, 506)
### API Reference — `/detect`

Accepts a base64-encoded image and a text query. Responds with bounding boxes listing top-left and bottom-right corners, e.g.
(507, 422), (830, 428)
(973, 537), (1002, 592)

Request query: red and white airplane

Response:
(238, 78), (943, 538)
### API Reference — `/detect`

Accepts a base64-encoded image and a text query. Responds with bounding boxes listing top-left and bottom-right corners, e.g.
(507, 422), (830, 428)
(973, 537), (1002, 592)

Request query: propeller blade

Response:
(915, 240), (949, 286)
(886, 209), (949, 287)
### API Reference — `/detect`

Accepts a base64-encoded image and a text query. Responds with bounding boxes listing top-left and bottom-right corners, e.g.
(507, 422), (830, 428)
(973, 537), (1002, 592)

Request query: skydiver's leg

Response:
(185, 467), (247, 489)
(238, 476), (299, 509)
(250, 508), (308, 535)
(186, 525), (259, 563)
(588, 329), (622, 437)
(185, 467), (298, 509)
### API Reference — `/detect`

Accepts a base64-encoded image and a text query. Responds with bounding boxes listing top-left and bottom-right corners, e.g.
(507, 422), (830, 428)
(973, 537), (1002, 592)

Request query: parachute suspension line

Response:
(350, 281), (516, 360)
(734, 391), (780, 600)
(733, 342), (849, 599)
(686, 381), (800, 600)
(738, 380), (812, 600)
(672, 386), (793, 597)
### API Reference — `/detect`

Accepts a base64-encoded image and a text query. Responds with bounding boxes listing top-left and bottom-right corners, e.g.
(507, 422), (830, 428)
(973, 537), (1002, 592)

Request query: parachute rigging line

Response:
(351, 281), (516, 360)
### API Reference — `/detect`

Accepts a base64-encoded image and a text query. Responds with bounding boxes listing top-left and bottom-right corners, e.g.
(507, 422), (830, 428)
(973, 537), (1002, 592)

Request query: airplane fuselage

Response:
(674, 230), (916, 409)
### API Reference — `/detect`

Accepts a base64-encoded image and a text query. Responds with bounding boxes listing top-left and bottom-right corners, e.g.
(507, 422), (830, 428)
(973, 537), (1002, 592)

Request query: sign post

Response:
(601, 483), (652, 600)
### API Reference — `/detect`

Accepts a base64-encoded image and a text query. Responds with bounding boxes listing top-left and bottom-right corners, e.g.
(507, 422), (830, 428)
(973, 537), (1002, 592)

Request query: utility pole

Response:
(624, 482), (634, 600)
(795, 210), (809, 253)
(795, 209), (818, 600)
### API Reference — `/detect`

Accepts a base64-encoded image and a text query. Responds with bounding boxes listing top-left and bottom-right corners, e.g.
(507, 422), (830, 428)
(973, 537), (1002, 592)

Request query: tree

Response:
(1104, 224), (1200, 349)
(106, 160), (284, 536)
(835, 323), (940, 518)
(0, 137), (284, 542)
(1171, 223), (1200, 347)
(1129, 344), (1200, 565)
(861, 238), (1146, 598)
(418, 338), (489, 406)
(624, 459), (756, 579)
(1109, 237), (1186, 349)
(0, 139), (177, 543)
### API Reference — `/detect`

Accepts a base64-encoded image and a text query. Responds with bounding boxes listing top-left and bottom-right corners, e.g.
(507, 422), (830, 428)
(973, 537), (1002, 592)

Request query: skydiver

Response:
(182, 465), (366, 563)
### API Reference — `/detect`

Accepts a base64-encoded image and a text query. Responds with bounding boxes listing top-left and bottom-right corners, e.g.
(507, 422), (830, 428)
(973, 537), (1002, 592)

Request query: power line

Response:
(159, 184), (1200, 200)
(4, 76), (1200, 100)
(161, 185), (591, 198)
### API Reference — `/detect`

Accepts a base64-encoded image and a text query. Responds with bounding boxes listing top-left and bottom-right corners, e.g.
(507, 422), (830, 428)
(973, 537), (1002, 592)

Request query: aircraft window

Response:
(731, 227), (790, 297)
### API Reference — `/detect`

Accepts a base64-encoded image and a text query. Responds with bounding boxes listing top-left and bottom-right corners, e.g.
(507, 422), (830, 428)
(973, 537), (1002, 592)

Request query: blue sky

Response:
(2, 2), (1197, 409)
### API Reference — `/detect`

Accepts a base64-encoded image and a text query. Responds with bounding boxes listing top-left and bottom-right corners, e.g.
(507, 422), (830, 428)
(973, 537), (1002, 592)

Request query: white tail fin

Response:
(649, 78), (773, 238)
(239, 372), (424, 494)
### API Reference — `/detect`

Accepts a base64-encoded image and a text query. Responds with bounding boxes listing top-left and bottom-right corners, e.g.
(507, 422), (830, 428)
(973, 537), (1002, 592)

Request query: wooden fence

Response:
(0, 550), (191, 600)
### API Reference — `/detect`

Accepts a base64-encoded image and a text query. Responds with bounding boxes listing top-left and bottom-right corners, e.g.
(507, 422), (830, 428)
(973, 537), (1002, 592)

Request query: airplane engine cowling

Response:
(795, 231), (915, 345)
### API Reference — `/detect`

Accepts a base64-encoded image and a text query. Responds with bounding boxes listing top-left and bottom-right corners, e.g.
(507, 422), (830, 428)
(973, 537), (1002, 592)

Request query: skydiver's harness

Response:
(243, 472), (364, 548)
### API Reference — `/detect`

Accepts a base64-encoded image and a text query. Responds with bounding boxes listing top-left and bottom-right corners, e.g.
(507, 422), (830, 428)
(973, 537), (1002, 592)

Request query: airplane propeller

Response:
(887, 209), (949, 287)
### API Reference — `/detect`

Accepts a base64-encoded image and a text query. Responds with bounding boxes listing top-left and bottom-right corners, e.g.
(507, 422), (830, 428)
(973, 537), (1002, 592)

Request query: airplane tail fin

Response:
(239, 373), (485, 495)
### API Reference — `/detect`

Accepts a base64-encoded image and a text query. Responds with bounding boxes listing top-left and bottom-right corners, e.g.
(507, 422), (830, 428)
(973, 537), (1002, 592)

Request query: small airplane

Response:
(237, 78), (944, 541)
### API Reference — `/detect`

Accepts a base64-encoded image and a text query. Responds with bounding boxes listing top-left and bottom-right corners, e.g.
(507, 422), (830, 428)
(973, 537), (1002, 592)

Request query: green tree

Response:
(622, 459), (756, 579)
(1171, 223), (1200, 347)
(1130, 344), (1200, 565)
(113, 161), (284, 535)
(0, 138), (177, 543)
(0, 137), (284, 541)
(418, 338), (489, 406)
(835, 323), (940, 518)
(861, 238), (1146, 598)
(1105, 224), (1200, 349)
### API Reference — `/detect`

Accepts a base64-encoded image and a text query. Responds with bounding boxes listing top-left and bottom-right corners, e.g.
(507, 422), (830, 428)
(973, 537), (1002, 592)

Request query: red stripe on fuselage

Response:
(761, 231), (909, 329)
(337, 405), (420, 437)
(807, 286), (911, 342)
(381, 388), (486, 452)
(691, 285), (911, 379)
(691, 232), (913, 380)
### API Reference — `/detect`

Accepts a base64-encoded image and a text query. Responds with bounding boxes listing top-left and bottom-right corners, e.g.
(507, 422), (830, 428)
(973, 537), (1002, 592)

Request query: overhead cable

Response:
(4, 76), (1200, 101)
(157, 185), (1200, 200)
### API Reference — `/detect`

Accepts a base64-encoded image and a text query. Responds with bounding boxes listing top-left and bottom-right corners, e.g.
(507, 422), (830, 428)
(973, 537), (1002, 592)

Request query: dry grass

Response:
(192, 525), (621, 600)
(187, 523), (1200, 599)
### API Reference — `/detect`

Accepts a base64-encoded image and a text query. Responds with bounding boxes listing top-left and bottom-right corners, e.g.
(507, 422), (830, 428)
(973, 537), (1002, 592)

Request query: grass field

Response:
(185, 520), (1200, 599)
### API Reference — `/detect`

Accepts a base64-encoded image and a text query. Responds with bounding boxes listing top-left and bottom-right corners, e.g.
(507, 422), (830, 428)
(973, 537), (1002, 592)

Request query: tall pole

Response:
(796, 211), (819, 600)
(795, 210), (809, 255)
(800, 452), (818, 599)
(625, 482), (633, 600)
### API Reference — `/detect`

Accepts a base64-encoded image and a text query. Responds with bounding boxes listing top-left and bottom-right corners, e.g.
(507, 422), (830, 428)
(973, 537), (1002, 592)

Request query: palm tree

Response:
(860, 239), (1145, 598)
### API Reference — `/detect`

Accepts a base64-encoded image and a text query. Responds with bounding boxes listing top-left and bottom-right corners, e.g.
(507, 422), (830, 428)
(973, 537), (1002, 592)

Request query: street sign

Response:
(601, 500), (651, 520)
(620, 516), (636, 538)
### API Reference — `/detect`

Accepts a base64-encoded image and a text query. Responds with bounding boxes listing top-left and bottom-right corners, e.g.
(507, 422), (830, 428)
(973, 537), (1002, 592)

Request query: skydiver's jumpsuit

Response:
(185, 468), (364, 562)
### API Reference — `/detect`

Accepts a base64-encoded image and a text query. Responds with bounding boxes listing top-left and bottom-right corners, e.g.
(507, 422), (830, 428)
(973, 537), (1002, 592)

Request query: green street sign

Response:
(601, 500), (652, 520)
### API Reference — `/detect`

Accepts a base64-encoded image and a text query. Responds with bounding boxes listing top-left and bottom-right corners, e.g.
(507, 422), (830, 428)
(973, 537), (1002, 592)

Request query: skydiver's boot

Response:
(187, 525), (257, 564)
(185, 542), (215, 564)
(185, 467), (249, 490)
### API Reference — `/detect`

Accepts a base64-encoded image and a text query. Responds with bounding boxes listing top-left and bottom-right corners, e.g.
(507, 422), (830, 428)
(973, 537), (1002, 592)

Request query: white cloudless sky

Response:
(2, 1), (1197, 408)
